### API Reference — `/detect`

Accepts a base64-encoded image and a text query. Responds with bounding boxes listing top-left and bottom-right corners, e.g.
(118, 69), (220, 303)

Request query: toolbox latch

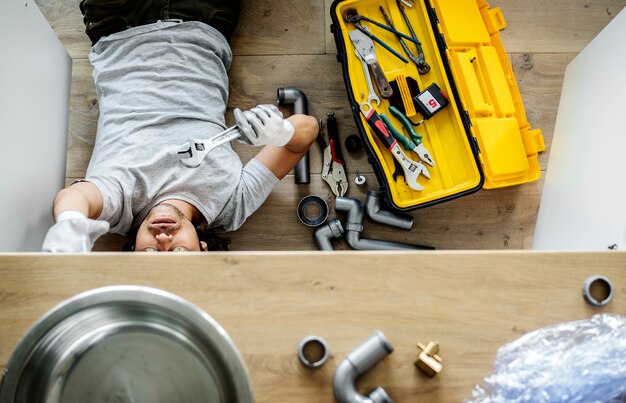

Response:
(472, 137), (481, 155)
(462, 110), (473, 128)
(438, 33), (447, 50)
(484, 7), (507, 34)
(521, 127), (546, 155)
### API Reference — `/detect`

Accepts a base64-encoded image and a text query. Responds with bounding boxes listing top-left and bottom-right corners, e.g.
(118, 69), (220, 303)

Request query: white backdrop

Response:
(533, 8), (626, 250)
(0, 0), (72, 251)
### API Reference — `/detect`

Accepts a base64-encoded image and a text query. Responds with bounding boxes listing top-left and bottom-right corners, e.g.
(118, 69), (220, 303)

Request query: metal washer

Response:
(582, 275), (614, 307)
(297, 335), (330, 368)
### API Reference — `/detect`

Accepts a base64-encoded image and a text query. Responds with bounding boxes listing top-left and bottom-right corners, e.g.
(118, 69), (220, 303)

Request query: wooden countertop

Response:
(0, 252), (624, 402)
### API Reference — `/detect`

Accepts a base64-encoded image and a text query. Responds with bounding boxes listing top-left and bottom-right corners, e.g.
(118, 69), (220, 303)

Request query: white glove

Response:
(234, 104), (295, 147)
(42, 211), (110, 252)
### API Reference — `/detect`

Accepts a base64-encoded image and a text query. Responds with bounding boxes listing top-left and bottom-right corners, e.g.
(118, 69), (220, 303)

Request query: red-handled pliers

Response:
(318, 112), (348, 197)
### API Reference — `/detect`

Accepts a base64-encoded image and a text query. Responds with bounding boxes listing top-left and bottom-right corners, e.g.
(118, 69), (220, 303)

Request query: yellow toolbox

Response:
(330, 0), (545, 211)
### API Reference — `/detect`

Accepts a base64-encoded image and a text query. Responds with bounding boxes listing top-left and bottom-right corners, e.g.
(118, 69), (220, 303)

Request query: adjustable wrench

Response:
(359, 102), (429, 191)
(355, 49), (381, 107)
(177, 126), (241, 168)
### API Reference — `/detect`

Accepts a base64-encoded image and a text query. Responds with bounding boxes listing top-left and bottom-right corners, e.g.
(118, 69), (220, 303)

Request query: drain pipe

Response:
(333, 331), (394, 403)
(364, 191), (413, 231)
(335, 197), (431, 250)
(277, 87), (309, 184)
(314, 219), (344, 251)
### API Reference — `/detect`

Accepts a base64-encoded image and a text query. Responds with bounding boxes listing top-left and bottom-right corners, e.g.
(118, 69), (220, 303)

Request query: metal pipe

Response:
(277, 87), (309, 184)
(333, 331), (394, 403)
(314, 219), (344, 251)
(364, 191), (413, 231)
(335, 197), (429, 250)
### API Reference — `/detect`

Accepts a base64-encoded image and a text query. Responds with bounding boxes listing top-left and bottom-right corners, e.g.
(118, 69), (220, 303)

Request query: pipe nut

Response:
(297, 335), (330, 368)
(583, 275), (614, 307)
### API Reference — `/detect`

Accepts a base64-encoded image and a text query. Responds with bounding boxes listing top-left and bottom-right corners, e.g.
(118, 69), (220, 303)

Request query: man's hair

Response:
(122, 224), (230, 252)
(196, 224), (231, 251)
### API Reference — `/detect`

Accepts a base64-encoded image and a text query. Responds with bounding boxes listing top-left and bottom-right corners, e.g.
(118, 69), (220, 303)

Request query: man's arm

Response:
(52, 181), (104, 219)
(42, 182), (109, 252)
(252, 114), (319, 179)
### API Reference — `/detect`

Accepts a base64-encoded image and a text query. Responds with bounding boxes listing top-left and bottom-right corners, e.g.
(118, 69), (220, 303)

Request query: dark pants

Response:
(79, 0), (242, 45)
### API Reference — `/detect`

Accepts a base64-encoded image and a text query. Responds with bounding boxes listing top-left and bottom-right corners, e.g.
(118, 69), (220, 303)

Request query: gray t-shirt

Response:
(85, 21), (279, 235)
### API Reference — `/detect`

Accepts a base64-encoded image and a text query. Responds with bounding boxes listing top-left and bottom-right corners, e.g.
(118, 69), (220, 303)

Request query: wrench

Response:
(355, 49), (380, 108)
(359, 102), (429, 191)
(177, 125), (241, 168)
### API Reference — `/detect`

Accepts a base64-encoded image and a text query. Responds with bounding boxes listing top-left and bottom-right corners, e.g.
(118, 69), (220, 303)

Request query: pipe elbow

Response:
(277, 87), (308, 115)
(333, 359), (368, 403)
(336, 196), (426, 250)
(313, 219), (343, 251)
(333, 331), (394, 403)
(335, 197), (364, 224)
(364, 191), (413, 231)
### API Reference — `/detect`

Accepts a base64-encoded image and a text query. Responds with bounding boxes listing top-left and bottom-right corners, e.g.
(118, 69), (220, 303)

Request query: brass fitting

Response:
(414, 341), (442, 377)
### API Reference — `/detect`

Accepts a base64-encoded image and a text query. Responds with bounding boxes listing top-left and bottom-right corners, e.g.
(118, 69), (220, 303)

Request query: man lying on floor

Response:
(42, 0), (318, 252)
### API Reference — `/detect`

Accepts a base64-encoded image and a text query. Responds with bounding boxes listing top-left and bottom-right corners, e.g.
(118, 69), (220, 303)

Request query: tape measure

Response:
(413, 83), (449, 121)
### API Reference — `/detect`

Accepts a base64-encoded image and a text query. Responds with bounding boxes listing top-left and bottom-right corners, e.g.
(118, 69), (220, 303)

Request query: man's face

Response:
(134, 203), (207, 252)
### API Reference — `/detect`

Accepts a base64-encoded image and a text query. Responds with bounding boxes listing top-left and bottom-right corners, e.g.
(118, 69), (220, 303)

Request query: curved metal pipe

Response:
(335, 197), (429, 250)
(333, 331), (394, 403)
(364, 191), (413, 230)
(314, 219), (344, 251)
(277, 87), (309, 184)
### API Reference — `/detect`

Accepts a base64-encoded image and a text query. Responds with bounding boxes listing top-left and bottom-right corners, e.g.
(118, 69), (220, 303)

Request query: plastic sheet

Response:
(466, 314), (626, 403)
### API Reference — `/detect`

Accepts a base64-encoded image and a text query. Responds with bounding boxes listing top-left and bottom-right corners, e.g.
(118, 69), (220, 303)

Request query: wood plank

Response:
(323, 1), (626, 55)
(510, 52), (576, 170)
(498, 0), (626, 53)
(35, 0), (90, 59)
(41, 0), (624, 59)
(35, 0), (326, 59)
(66, 59), (97, 176)
(86, 174), (543, 251)
(0, 253), (624, 402)
(232, 1), (326, 56)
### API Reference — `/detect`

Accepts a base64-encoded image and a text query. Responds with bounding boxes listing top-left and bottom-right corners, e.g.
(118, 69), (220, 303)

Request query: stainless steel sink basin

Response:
(0, 286), (254, 403)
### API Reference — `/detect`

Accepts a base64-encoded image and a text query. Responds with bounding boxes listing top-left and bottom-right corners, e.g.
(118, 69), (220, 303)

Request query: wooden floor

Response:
(38, 0), (626, 251)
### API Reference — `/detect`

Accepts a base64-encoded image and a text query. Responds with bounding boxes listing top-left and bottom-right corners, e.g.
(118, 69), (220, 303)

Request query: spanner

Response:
(355, 49), (380, 108)
(359, 102), (429, 191)
(177, 125), (241, 168)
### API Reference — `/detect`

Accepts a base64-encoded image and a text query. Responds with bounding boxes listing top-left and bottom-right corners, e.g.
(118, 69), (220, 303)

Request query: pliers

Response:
(318, 112), (348, 197)
(380, 106), (435, 167)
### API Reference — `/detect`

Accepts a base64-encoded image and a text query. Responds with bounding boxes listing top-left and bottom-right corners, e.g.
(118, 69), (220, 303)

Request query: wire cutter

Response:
(318, 112), (348, 197)
(389, 106), (435, 167)
(387, 106), (435, 167)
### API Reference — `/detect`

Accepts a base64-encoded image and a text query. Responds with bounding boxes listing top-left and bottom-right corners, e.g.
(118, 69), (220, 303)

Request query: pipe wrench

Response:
(177, 126), (241, 168)
(359, 102), (429, 191)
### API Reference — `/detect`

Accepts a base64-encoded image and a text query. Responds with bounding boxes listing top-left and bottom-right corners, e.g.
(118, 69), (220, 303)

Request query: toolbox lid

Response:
(431, 0), (545, 189)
